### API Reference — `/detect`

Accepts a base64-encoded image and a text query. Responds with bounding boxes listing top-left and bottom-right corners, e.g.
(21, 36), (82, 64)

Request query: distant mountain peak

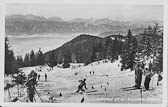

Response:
(48, 16), (63, 22)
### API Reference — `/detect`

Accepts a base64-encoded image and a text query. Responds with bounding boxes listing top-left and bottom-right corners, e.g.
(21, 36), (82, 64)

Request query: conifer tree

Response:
(30, 49), (35, 66)
(5, 37), (17, 74)
(16, 56), (24, 68)
(23, 53), (30, 67)
(36, 48), (45, 65)
(152, 24), (163, 73)
(121, 29), (138, 71)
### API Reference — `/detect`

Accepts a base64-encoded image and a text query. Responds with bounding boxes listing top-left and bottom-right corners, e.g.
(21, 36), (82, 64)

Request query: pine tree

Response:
(121, 29), (138, 71)
(16, 56), (24, 68)
(35, 52), (39, 65)
(152, 24), (163, 73)
(30, 49), (35, 66)
(23, 53), (30, 67)
(5, 37), (17, 75)
(36, 48), (45, 65)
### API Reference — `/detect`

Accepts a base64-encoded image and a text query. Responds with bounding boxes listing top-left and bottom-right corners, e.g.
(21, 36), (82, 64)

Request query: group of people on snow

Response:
(90, 71), (95, 75)
(134, 59), (162, 90)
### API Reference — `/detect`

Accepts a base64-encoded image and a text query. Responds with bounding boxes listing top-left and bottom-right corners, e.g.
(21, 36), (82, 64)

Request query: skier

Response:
(25, 70), (38, 102)
(76, 78), (87, 93)
(45, 73), (47, 82)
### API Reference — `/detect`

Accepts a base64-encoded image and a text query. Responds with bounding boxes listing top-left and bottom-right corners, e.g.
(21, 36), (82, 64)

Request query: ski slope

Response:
(5, 59), (162, 103)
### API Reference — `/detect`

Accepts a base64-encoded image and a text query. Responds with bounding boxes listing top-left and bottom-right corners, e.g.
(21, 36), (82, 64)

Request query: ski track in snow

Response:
(5, 59), (162, 103)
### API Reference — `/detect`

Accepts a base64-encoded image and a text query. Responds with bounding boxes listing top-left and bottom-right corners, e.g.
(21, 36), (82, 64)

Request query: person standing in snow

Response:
(134, 63), (143, 89)
(76, 78), (87, 93)
(45, 73), (47, 82)
(157, 72), (162, 86)
(144, 68), (153, 90)
(38, 74), (40, 81)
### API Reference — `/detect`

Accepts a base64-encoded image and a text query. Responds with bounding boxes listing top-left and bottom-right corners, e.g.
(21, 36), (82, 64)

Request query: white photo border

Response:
(0, 0), (167, 107)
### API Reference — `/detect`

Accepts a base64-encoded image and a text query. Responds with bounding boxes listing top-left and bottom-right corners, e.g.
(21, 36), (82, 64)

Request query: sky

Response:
(6, 3), (163, 21)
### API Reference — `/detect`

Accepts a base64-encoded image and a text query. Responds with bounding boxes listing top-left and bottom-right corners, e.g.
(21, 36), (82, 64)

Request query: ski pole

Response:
(34, 96), (36, 102)
(8, 88), (11, 102)
(34, 88), (44, 102)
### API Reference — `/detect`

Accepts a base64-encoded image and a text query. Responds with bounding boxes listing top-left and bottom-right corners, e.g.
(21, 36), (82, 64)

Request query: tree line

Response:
(5, 40), (45, 75)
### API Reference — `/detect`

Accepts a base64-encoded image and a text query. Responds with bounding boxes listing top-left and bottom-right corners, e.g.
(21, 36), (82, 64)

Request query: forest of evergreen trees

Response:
(5, 24), (163, 75)
(121, 24), (163, 73)
(5, 41), (45, 75)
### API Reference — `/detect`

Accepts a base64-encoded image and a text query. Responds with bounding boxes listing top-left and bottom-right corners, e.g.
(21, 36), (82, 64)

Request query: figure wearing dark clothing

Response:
(157, 74), (162, 86)
(144, 72), (152, 90)
(38, 74), (40, 80)
(136, 69), (143, 89)
(134, 64), (143, 89)
(45, 73), (47, 82)
(25, 71), (38, 102)
(76, 79), (87, 93)
(27, 82), (35, 102)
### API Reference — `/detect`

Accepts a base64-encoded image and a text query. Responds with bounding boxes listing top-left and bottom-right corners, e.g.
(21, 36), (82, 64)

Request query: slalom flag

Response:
(81, 96), (84, 103)
(59, 92), (62, 97)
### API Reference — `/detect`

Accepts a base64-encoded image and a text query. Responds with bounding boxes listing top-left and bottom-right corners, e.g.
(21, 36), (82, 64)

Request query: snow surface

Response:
(4, 59), (162, 103)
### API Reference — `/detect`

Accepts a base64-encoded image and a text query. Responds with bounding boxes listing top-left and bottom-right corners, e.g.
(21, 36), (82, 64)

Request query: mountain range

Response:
(5, 14), (162, 37)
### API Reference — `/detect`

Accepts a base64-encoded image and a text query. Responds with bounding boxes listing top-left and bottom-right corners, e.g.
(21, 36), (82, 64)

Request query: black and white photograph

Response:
(3, 0), (167, 105)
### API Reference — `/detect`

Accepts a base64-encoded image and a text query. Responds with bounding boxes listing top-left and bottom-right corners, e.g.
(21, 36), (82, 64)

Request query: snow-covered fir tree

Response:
(135, 24), (163, 73)
(121, 29), (138, 71)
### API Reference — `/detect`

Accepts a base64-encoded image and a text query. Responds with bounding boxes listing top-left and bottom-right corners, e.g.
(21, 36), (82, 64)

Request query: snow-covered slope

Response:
(5, 59), (162, 103)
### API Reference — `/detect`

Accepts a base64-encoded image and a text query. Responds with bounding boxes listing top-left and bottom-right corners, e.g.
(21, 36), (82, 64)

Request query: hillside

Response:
(44, 34), (104, 63)
(44, 34), (124, 64)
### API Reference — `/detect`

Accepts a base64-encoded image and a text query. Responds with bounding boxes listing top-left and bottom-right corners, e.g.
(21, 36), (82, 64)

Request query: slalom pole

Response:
(140, 88), (142, 103)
